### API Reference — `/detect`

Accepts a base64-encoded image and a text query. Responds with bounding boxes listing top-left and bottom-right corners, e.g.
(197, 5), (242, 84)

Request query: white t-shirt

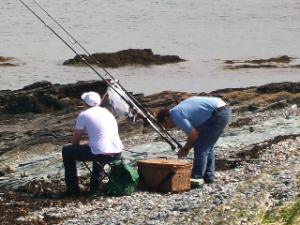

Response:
(75, 106), (123, 155)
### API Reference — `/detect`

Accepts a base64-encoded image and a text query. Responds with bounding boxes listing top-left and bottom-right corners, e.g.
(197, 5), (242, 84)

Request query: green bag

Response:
(106, 160), (139, 196)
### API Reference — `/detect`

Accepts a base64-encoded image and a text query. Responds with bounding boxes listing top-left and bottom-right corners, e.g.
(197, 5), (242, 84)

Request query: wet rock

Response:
(22, 81), (55, 91)
(0, 63), (17, 67)
(229, 117), (253, 128)
(0, 80), (108, 115)
(63, 49), (185, 67)
(291, 64), (300, 68)
(215, 158), (241, 170)
(0, 165), (16, 176)
(56, 80), (107, 99)
(0, 56), (13, 62)
(0, 56), (18, 66)
(244, 55), (293, 64)
(225, 64), (278, 69)
(249, 126), (254, 132)
(1, 80), (299, 117)
(257, 82), (300, 94)
(43, 212), (63, 222)
(223, 55), (297, 70)
(3, 94), (64, 114)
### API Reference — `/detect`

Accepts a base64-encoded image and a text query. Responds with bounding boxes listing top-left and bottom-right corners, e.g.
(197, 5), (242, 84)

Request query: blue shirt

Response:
(170, 96), (224, 134)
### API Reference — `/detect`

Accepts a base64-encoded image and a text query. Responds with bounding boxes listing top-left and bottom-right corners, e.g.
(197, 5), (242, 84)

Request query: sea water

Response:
(1, 0), (300, 94)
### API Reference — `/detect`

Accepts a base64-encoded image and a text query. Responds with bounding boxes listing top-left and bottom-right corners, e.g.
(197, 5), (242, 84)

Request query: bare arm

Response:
(177, 128), (199, 158)
(71, 129), (83, 145)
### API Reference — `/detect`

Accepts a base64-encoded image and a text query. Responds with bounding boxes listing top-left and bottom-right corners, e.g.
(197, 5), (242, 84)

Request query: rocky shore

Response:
(1, 81), (300, 225)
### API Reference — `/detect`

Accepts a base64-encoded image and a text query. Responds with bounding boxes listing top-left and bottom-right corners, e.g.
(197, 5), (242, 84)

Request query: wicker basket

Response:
(137, 159), (192, 193)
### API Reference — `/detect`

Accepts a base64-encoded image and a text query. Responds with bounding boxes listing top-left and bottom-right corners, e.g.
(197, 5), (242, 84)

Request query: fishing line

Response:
(18, 0), (181, 150)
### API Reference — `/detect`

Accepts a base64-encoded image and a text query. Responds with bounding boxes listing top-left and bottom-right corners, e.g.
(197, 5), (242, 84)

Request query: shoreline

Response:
(0, 80), (300, 224)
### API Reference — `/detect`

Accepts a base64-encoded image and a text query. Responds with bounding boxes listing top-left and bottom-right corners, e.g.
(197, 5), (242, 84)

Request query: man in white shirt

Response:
(62, 91), (123, 195)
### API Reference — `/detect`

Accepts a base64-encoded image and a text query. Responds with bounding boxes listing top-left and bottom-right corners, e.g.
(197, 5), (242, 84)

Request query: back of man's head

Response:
(156, 108), (170, 124)
(81, 92), (101, 107)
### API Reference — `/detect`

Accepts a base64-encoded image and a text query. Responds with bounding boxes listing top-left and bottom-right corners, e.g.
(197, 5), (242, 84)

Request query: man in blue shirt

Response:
(157, 96), (230, 183)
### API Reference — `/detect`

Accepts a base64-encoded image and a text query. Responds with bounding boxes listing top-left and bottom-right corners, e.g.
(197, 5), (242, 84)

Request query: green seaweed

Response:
(262, 198), (300, 225)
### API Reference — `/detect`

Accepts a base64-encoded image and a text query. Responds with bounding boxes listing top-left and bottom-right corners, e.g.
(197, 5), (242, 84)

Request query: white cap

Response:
(81, 91), (101, 107)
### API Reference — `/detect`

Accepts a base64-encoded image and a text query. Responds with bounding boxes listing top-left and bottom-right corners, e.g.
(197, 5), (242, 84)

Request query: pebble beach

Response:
(0, 81), (300, 224)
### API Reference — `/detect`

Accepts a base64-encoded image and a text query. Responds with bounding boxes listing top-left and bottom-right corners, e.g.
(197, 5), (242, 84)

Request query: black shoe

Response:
(89, 184), (108, 196)
(88, 190), (102, 197)
(57, 190), (80, 198)
(204, 178), (214, 184)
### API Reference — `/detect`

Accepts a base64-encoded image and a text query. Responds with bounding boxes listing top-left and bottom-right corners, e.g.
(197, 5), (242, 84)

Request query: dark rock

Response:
(56, 80), (107, 99)
(224, 64), (278, 69)
(216, 158), (241, 170)
(229, 117), (253, 128)
(224, 60), (235, 64)
(247, 105), (259, 112)
(0, 80), (108, 115)
(0, 56), (14, 62)
(210, 87), (256, 95)
(23, 81), (54, 91)
(223, 55), (297, 70)
(2, 80), (300, 117)
(257, 82), (300, 94)
(0, 63), (17, 67)
(3, 94), (64, 114)
(1, 80), (300, 116)
(63, 49), (185, 67)
(0, 56), (17, 66)
(245, 55), (293, 64)
(3, 95), (44, 114)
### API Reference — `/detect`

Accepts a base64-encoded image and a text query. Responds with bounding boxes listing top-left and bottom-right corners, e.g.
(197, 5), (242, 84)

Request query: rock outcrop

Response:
(63, 49), (185, 67)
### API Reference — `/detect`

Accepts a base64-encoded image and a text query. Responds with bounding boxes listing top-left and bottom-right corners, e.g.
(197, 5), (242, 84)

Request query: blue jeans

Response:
(192, 107), (230, 181)
(62, 144), (121, 192)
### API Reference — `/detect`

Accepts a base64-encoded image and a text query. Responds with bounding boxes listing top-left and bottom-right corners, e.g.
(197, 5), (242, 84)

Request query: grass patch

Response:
(262, 198), (300, 225)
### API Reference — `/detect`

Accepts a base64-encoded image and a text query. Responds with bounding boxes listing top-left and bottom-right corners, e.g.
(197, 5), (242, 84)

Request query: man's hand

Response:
(71, 129), (83, 145)
(80, 140), (89, 145)
(177, 128), (198, 158)
(177, 148), (189, 158)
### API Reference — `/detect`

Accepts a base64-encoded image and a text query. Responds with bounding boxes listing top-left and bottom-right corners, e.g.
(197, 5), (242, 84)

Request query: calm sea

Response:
(1, 0), (300, 94)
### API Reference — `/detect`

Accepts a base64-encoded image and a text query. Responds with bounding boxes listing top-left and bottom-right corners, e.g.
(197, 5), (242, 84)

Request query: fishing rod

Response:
(31, 0), (182, 150)
(26, 0), (182, 150)
(18, 0), (181, 150)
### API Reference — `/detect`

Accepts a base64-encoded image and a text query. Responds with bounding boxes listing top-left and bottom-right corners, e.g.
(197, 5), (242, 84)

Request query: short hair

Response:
(156, 108), (170, 124)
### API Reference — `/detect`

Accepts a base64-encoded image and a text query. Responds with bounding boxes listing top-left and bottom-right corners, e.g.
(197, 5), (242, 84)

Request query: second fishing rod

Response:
(31, 0), (182, 149)
(19, 0), (181, 150)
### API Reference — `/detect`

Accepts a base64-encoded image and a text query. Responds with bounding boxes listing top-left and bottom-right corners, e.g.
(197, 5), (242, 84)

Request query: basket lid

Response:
(137, 159), (192, 167)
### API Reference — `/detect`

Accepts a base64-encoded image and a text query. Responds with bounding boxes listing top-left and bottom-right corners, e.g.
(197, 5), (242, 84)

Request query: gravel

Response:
(1, 108), (300, 224)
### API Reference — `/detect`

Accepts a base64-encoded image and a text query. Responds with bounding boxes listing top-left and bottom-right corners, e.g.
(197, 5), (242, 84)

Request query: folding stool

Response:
(82, 157), (124, 194)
